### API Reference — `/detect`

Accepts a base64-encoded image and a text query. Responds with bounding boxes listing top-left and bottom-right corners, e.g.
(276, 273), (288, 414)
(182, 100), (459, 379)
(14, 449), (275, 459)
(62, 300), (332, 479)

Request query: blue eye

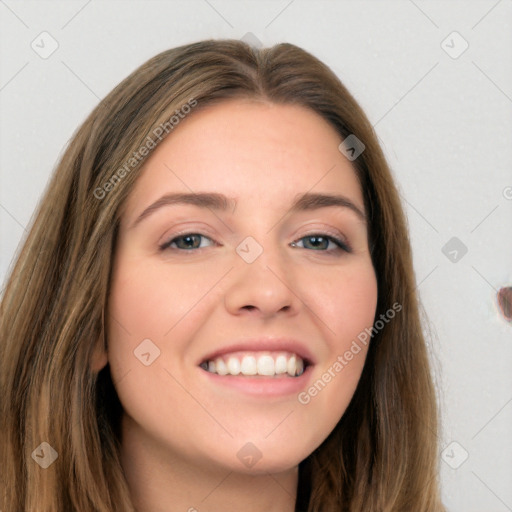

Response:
(291, 234), (351, 253)
(159, 232), (351, 254)
(159, 233), (215, 251)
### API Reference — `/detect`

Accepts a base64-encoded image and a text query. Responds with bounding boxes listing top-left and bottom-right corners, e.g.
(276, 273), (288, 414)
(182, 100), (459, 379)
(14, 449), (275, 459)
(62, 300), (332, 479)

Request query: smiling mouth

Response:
(199, 351), (307, 377)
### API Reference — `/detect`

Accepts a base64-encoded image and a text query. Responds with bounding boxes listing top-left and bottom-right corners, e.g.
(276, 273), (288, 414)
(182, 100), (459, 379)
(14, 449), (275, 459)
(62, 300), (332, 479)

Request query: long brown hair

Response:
(0, 39), (445, 511)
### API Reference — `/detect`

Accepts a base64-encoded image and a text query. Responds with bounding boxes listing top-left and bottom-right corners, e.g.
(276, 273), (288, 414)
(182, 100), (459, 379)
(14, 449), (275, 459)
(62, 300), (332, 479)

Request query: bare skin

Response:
(92, 99), (378, 511)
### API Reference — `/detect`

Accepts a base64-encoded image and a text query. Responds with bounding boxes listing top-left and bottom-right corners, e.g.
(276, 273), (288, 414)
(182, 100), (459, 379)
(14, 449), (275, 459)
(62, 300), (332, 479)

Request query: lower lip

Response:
(199, 365), (314, 397)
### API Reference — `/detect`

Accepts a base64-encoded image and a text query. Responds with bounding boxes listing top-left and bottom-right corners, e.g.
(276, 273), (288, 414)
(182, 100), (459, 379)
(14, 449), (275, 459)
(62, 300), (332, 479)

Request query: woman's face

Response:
(105, 99), (378, 474)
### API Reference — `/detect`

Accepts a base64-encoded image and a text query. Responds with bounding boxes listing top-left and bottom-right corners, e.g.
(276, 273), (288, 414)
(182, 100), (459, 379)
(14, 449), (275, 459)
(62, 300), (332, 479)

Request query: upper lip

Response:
(198, 337), (317, 366)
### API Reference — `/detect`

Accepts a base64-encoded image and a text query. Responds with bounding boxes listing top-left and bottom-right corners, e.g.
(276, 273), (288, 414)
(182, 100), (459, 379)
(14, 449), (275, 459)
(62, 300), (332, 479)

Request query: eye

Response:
(291, 233), (351, 253)
(159, 233), (216, 251)
(159, 231), (351, 253)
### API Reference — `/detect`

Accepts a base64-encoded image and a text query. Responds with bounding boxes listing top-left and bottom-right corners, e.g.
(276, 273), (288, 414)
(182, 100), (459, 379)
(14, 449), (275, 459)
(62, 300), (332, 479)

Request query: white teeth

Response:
(296, 357), (304, 376)
(215, 358), (228, 376)
(257, 355), (275, 376)
(287, 355), (296, 377)
(240, 355), (257, 375)
(227, 357), (241, 375)
(275, 355), (288, 374)
(202, 352), (306, 377)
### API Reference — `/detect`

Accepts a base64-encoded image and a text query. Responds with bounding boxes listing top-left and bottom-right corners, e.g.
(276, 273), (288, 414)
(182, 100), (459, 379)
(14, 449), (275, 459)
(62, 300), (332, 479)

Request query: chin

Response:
(206, 440), (312, 476)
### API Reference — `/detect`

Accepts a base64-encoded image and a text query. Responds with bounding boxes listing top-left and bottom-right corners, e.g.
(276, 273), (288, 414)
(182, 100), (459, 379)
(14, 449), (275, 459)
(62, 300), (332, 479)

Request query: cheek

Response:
(105, 256), (224, 395)
(295, 259), (377, 430)
(107, 256), (209, 340)
(309, 258), (378, 345)
(105, 260), (209, 446)
(105, 259), (174, 386)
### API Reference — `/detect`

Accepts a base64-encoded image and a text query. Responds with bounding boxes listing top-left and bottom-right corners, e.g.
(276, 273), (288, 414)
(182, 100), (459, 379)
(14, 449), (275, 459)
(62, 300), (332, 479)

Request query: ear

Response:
(90, 336), (108, 373)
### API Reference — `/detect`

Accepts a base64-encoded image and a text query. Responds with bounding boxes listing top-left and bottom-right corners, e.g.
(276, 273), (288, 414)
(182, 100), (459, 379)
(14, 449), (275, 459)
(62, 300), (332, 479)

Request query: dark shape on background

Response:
(497, 287), (512, 322)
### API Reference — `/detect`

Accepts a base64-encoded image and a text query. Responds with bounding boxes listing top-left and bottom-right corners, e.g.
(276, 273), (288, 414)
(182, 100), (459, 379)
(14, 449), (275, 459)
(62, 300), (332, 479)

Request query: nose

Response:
(223, 238), (300, 319)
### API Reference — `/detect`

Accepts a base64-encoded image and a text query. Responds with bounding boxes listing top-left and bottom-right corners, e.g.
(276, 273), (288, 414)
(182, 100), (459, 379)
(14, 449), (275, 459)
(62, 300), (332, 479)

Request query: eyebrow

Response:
(130, 191), (366, 229)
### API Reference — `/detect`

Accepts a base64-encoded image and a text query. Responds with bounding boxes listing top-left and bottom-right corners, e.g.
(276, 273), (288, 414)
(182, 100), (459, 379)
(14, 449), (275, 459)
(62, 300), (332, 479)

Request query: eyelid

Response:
(159, 229), (351, 254)
(292, 231), (352, 253)
(157, 218), (353, 249)
(295, 227), (347, 242)
(291, 224), (351, 249)
(158, 229), (217, 251)
(157, 223), (217, 246)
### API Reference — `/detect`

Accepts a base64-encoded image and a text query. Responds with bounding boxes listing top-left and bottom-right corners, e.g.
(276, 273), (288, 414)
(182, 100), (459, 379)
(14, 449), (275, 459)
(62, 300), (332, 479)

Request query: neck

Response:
(119, 414), (299, 512)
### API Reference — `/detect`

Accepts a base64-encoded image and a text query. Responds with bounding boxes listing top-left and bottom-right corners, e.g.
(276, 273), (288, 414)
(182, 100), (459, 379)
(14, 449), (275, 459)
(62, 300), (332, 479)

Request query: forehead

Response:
(121, 99), (364, 218)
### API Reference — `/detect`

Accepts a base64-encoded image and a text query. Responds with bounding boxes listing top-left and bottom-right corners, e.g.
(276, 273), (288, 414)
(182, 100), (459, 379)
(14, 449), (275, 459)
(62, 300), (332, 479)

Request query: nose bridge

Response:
(231, 202), (284, 267)
(224, 231), (297, 315)
(237, 232), (288, 286)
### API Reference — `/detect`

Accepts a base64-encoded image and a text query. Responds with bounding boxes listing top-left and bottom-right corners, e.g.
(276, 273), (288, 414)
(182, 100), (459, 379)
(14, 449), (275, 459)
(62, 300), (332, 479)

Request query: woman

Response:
(0, 39), (445, 511)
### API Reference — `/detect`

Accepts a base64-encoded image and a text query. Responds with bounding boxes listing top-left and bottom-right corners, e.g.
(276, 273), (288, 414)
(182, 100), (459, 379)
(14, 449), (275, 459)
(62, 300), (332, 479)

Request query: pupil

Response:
(181, 235), (199, 249)
(308, 236), (326, 249)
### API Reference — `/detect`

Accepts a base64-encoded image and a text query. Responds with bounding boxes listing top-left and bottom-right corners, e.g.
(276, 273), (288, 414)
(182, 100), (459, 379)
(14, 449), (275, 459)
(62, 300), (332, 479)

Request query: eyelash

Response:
(158, 231), (352, 254)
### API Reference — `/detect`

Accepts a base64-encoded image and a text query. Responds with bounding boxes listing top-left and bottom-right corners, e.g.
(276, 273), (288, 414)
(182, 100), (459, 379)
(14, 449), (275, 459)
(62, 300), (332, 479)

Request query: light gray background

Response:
(1, 1), (511, 510)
